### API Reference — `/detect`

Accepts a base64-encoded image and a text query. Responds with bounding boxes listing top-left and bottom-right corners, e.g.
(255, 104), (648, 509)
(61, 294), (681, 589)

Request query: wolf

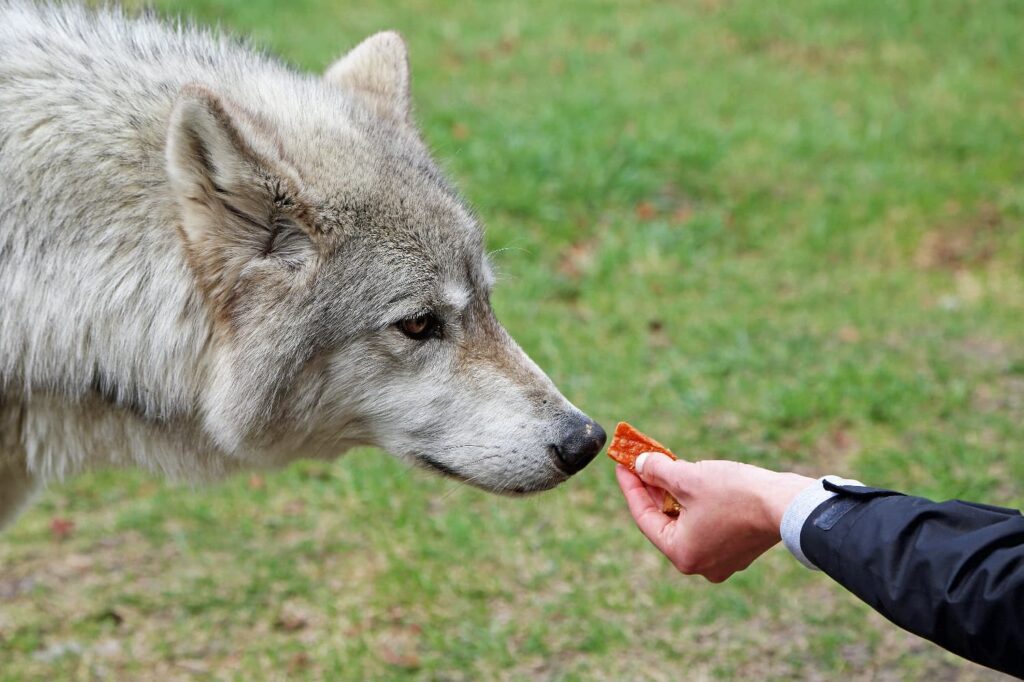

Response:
(0, 1), (606, 528)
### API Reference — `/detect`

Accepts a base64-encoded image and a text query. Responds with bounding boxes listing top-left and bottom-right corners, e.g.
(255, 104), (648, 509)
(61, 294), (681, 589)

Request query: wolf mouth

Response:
(412, 451), (567, 495)
(415, 452), (465, 480)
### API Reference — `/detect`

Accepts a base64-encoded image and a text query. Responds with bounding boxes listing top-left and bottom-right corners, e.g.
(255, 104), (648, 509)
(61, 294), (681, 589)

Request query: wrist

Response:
(757, 472), (817, 536)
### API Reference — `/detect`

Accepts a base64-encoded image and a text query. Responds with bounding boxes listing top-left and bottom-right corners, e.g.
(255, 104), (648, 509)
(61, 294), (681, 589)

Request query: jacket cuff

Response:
(781, 475), (864, 570)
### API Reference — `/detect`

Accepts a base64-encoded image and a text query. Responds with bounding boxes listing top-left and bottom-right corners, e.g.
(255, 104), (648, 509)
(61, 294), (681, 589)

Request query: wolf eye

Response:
(397, 313), (441, 341)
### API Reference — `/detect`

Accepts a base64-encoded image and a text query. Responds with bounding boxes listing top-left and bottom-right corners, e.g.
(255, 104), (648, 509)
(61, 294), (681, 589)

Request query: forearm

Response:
(783, 480), (1024, 677)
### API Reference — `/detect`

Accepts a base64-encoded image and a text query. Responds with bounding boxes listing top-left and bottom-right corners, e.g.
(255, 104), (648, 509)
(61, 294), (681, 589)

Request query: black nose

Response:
(551, 415), (607, 475)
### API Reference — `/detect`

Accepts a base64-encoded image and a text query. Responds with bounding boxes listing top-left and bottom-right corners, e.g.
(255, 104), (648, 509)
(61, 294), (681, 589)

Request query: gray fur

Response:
(0, 1), (599, 526)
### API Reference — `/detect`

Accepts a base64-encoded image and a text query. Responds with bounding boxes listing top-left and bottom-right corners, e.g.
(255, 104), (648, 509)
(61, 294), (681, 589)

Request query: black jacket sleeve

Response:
(801, 481), (1024, 678)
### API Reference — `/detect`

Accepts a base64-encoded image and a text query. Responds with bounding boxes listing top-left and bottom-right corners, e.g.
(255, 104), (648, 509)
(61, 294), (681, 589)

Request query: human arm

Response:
(617, 455), (1024, 677)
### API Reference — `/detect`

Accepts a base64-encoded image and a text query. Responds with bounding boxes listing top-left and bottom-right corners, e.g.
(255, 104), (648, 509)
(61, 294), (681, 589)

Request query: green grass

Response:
(3, 0), (1024, 679)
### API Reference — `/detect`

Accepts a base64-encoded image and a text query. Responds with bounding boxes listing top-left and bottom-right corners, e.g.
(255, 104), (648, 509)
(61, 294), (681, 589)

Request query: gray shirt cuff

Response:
(780, 475), (864, 570)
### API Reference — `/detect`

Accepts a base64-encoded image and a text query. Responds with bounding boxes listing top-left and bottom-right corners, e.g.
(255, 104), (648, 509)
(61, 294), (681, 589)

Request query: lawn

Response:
(2, 0), (1023, 679)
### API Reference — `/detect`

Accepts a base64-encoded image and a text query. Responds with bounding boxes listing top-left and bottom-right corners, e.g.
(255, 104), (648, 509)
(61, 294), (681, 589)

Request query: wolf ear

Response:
(325, 31), (411, 121)
(166, 86), (262, 241)
(166, 86), (315, 309)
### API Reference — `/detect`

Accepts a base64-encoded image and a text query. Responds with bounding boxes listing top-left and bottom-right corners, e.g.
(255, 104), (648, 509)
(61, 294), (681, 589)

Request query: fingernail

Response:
(635, 452), (650, 476)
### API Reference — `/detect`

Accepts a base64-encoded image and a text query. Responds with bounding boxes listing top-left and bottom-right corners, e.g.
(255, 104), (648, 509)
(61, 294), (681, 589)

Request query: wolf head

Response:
(164, 32), (605, 493)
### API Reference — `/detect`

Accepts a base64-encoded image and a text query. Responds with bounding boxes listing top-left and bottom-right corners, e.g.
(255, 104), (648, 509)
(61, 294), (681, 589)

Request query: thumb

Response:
(635, 452), (690, 497)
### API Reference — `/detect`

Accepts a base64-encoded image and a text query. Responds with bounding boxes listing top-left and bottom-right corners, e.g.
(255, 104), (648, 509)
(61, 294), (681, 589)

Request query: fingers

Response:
(644, 483), (665, 508)
(615, 465), (674, 553)
(635, 452), (691, 497)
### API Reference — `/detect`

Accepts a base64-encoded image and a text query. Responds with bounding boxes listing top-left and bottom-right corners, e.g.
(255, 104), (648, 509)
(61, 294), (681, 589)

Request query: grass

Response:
(3, 0), (1024, 679)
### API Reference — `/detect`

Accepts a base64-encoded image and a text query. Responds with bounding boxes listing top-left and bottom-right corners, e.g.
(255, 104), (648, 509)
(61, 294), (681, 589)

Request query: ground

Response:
(2, 0), (1023, 679)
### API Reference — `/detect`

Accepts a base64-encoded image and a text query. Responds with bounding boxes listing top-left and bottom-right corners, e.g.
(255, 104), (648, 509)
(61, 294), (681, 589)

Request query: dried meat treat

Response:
(606, 422), (675, 472)
(608, 422), (683, 516)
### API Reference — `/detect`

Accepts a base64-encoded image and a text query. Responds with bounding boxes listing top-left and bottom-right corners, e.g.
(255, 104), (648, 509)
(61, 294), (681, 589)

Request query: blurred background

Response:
(2, 0), (1023, 679)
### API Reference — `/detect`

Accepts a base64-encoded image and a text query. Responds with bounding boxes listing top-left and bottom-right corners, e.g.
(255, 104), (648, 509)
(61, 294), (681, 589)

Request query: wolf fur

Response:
(0, 1), (604, 528)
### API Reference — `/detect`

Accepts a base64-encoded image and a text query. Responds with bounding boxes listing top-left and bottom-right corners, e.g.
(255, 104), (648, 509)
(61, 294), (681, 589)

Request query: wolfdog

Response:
(0, 1), (606, 528)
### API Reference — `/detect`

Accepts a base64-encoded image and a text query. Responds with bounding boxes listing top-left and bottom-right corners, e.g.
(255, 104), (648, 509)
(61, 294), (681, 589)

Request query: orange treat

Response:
(608, 421), (683, 516)
(606, 422), (676, 472)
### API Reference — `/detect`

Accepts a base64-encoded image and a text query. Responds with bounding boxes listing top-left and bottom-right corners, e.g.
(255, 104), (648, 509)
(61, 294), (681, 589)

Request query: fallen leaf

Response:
(50, 517), (75, 541)
(671, 204), (694, 224)
(635, 201), (657, 221)
(557, 238), (598, 279)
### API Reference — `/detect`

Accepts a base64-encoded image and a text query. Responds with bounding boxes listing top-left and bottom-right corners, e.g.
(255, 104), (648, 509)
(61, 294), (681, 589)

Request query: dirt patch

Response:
(764, 40), (868, 73)
(814, 423), (860, 466)
(915, 203), (1005, 271)
(787, 423), (861, 476)
(647, 319), (672, 349)
(956, 336), (1014, 372)
(837, 325), (861, 344)
(972, 376), (1024, 414)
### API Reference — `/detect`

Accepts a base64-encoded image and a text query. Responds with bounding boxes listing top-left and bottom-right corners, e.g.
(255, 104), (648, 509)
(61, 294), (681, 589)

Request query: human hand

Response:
(615, 454), (815, 582)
